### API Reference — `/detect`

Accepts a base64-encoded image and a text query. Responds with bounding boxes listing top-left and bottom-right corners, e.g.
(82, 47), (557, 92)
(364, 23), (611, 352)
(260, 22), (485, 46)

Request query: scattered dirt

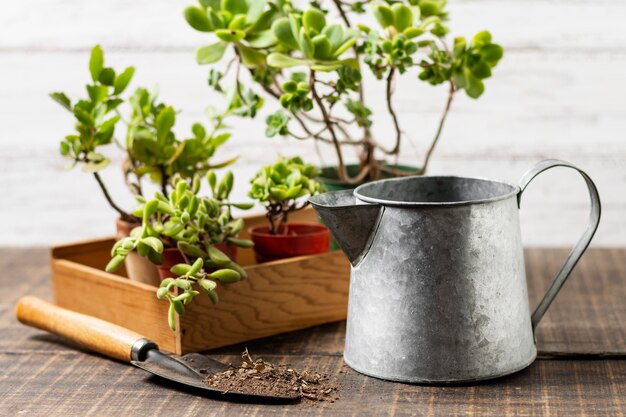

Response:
(203, 349), (338, 402)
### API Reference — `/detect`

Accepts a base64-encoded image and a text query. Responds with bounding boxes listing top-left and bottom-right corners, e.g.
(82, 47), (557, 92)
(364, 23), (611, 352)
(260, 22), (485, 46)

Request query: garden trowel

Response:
(15, 296), (298, 401)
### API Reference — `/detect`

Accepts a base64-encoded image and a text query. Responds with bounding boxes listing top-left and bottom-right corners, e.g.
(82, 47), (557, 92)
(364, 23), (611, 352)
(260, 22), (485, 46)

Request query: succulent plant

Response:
(249, 156), (324, 233)
(107, 173), (254, 330)
(184, 0), (504, 184)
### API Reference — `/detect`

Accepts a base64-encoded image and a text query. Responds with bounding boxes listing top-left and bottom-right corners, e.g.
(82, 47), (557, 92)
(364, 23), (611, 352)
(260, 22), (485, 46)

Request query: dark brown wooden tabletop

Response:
(1, 248), (625, 416)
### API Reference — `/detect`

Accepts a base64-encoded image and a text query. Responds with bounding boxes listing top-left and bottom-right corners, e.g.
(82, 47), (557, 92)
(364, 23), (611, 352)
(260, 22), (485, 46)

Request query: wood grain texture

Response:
(15, 296), (142, 362)
(1, 247), (625, 415)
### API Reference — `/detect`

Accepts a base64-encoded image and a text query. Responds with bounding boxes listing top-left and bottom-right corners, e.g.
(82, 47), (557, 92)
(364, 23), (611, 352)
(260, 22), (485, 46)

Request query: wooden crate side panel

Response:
(180, 251), (350, 353)
(51, 259), (180, 353)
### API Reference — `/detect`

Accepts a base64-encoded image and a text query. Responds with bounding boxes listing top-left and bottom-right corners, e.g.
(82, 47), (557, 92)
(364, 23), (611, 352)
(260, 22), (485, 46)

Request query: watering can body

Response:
(310, 160), (600, 383)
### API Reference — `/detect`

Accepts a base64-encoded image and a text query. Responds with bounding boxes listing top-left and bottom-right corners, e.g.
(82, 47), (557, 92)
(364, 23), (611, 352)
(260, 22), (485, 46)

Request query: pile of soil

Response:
(203, 349), (338, 402)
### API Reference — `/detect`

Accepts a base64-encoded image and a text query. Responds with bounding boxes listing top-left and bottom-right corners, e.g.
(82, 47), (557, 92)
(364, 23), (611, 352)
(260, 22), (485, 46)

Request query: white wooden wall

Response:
(1, 0), (625, 246)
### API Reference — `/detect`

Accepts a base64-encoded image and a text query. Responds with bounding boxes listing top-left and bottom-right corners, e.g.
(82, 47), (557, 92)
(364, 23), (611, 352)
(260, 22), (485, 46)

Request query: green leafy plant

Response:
(249, 156), (324, 233)
(50, 45), (136, 221)
(184, 0), (504, 184)
(106, 173), (253, 330)
(51, 45), (240, 220)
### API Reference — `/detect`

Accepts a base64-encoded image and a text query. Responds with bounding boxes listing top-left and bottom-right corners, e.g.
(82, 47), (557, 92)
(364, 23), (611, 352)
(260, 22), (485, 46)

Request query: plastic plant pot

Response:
(249, 222), (331, 263)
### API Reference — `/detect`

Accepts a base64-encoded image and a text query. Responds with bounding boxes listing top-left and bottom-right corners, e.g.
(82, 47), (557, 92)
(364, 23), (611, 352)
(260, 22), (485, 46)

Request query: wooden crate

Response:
(50, 209), (350, 354)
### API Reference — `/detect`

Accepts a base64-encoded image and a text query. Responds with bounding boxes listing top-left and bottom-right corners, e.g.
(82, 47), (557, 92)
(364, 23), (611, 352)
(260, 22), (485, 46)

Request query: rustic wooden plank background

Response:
(1, 247), (625, 416)
(1, 0), (625, 246)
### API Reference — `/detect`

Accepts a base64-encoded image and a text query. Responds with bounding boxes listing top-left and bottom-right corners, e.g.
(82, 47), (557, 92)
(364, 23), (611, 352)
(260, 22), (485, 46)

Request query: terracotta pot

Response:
(249, 222), (331, 263)
(115, 218), (162, 287)
(156, 242), (238, 280)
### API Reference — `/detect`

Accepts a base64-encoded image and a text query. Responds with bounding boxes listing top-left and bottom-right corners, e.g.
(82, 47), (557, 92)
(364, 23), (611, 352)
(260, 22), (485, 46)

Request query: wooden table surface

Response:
(1, 248), (625, 416)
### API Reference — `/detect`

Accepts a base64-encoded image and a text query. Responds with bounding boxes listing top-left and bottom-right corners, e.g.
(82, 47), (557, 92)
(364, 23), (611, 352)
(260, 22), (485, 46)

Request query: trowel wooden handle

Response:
(16, 296), (147, 362)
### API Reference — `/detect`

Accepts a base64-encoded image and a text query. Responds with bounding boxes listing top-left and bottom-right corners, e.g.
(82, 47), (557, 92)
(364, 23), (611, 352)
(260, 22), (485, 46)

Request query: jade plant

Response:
(106, 173), (253, 330)
(249, 156), (324, 233)
(51, 45), (238, 221)
(184, 0), (504, 184)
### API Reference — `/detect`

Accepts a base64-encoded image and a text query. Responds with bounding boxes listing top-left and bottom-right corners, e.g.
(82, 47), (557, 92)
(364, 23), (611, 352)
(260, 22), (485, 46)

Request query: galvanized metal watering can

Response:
(310, 160), (600, 383)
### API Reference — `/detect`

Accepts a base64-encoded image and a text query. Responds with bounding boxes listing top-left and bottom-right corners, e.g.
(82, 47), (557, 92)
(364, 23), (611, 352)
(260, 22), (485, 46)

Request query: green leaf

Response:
(299, 29), (315, 59)
(207, 245), (231, 265)
(236, 43), (266, 68)
(178, 241), (208, 259)
(98, 68), (115, 86)
(465, 73), (485, 98)
(247, 30), (277, 48)
(209, 268), (241, 283)
(113, 67), (135, 95)
(59, 141), (70, 156)
(50, 92), (72, 111)
(105, 254), (126, 272)
(472, 30), (492, 46)
(373, 4), (394, 29)
(184, 6), (213, 32)
(196, 41), (228, 64)
(333, 38), (357, 57)
(73, 107), (94, 126)
(198, 278), (217, 292)
(215, 29), (245, 42)
(481, 44), (504, 66)
(141, 237), (164, 253)
(391, 3), (413, 32)
(312, 35), (332, 60)
(208, 9), (225, 29)
(89, 45), (104, 82)
(470, 62), (492, 79)
(86, 85), (108, 103)
(189, 257), (204, 275)
(226, 237), (254, 248)
(155, 106), (176, 142)
(248, 0), (267, 24)
(272, 17), (299, 50)
(322, 24), (344, 50)
(403, 27), (424, 39)
(302, 8), (326, 34)
(267, 53), (306, 68)
(221, 0), (247, 15)
(171, 263), (192, 276)
(156, 286), (169, 299)
(172, 299), (184, 315)
(232, 202), (254, 210)
(168, 303), (177, 331)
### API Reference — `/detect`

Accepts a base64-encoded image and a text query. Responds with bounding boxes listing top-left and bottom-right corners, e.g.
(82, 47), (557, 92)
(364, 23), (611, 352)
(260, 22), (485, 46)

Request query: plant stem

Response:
(159, 165), (169, 198)
(93, 172), (134, 222)
(385, 67), (402, 155)
(418, 82), (455, 175)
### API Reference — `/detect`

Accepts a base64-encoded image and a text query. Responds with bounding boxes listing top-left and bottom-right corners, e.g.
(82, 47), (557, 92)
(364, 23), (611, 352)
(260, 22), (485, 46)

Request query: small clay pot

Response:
(156, 242), (239, 280)
(249, 222), (331, 263)
(115, 218), (161, 287)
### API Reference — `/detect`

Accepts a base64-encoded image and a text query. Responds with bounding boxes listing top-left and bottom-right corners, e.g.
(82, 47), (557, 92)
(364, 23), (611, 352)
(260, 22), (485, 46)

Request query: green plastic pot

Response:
(318, 163), (421, 191)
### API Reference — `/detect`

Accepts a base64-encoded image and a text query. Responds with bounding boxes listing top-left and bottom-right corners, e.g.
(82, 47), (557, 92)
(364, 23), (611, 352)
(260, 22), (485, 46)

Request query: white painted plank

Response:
(1, 51), (624, 157)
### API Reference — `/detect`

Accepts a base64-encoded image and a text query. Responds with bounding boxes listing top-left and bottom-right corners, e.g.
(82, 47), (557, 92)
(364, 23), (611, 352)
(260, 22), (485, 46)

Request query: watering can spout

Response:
(309, 190), (382, 265)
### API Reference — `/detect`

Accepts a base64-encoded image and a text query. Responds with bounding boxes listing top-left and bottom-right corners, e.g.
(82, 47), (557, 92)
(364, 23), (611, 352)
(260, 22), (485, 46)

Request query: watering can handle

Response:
(517, 159), (601, 331)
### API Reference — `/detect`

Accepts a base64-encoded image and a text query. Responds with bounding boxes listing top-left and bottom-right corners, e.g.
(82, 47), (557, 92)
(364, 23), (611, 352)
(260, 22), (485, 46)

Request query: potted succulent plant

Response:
(106, 173), (253, 330)
(184, 0), (503, 188)
(248, 156), (329, 262)
(51, 45), (239, 285)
